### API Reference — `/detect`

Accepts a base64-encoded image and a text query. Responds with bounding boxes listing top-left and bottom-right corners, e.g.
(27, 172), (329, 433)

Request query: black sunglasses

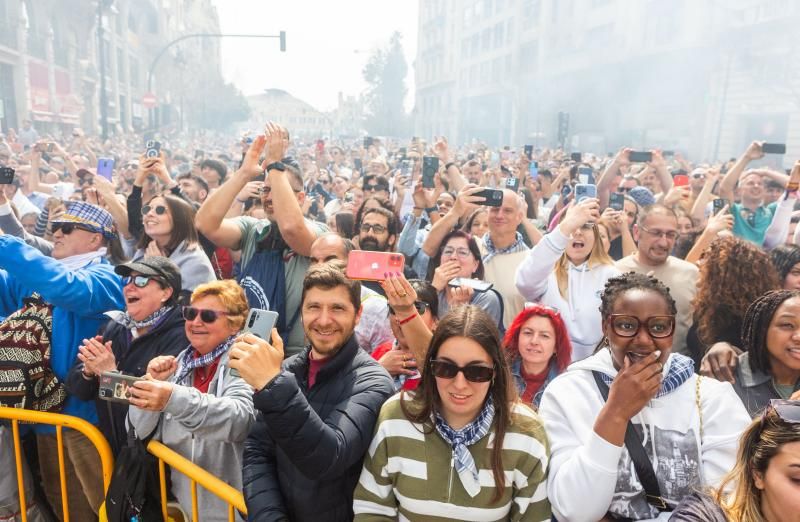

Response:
(142, 204), (168, 216)
(52, 223), (94, 235)
(364, 184), (388, 192)
(430, 359), (494, 383)
(122, 275), (162, 288)
(181, 306), (231, 323)
(389, 301), (429, 316)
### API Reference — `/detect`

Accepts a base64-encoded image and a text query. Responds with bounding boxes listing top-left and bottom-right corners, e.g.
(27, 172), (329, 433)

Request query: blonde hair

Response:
(555, 224), (615, 300)
(190, 280), (249, 331)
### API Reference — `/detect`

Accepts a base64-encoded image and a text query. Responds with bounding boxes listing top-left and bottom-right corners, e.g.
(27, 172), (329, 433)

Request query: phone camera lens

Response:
(249, 315), (256, 327)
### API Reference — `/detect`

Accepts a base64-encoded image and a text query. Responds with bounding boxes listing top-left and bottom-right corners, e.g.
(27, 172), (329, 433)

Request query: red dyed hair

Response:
(503, 304), (572, 374)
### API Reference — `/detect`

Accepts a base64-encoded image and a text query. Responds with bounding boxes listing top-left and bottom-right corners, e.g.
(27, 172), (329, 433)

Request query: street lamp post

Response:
(97, 0), (112, 140)
(146, 31), (286, 130)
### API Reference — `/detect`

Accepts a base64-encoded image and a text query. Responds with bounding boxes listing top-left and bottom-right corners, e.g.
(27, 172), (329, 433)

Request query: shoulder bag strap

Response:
(591, 371), (669, 511)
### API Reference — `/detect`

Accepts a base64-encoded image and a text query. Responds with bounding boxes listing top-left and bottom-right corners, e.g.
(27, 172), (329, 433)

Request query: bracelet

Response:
(398, 312), (418, 325)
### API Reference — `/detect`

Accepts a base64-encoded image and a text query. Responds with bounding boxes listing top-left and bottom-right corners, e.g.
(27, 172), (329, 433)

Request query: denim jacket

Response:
(510, 356), (559, 409)
(733, 351), (800, 418)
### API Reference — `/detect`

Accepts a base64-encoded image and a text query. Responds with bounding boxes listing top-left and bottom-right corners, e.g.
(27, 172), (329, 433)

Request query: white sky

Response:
(212, 1), (419, 112)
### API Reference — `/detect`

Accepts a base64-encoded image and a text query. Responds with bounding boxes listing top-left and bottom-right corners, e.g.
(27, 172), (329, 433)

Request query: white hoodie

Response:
(515, 227), (620, 361)
(538, 349), (750, 522)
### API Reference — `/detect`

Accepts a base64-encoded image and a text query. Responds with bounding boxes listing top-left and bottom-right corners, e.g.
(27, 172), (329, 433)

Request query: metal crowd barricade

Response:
(147, 440), (247, 522)
(0, 406), (114, 522)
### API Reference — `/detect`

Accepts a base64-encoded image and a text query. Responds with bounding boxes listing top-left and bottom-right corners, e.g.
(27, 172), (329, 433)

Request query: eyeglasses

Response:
(691, 173), (706, 179)
(52, 223), (94, 235)
(122, 275), (162, 288)
(617, 186), (633, 193)
(182, 306), (231, 323)
(360, 223), (387, 234)
(441, 247), (472, 259)
(142, 204), (168, 216)
(364, 184), (388, 192)
(639, 224), (679, 241)
(430, 359), (494, 383)
(389, 301), (429, 316)
(261, 186), (302, 195)
(608, 314), (675, 338)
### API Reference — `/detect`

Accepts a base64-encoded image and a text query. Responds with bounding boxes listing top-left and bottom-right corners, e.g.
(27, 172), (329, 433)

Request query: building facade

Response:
(414, 0), (800, 165)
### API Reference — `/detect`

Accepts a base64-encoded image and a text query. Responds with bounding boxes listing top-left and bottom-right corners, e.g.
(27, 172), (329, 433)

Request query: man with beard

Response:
(232, 262), (393, 522)
(616, 204), (698, 355)
(355, 207), (415, 295)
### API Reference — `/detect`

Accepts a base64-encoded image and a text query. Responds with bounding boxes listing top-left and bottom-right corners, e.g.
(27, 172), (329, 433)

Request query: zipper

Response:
(447, 451), (455, 502)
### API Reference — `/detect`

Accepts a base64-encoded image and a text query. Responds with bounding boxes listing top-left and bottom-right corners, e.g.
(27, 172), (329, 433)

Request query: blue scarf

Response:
(481, 232), (527, 265)
(174, 335), (236, 386)
(434, 396), (495, 498)
(599, 351), (695, 398)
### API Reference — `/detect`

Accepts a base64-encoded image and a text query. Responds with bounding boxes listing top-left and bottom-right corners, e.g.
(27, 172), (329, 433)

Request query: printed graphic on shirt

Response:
(608, 425), (701, 519)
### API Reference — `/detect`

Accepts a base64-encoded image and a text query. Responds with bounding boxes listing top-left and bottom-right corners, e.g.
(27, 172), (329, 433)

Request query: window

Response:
(493, 23), (504, 48)
(481, 28), (491, 52)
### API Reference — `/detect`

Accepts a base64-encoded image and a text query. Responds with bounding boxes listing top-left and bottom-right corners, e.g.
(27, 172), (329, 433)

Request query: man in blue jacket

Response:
(0, 201), (124, 519)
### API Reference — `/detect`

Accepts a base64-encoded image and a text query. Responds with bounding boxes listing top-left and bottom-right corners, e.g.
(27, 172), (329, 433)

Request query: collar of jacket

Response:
(737, 351), (772, 388)
(290, 334), (360, 388)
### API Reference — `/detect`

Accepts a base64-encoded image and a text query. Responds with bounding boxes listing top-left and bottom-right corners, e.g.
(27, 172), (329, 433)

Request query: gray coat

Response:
(128, 350), (255, 522)
(733, 351), (800, 417)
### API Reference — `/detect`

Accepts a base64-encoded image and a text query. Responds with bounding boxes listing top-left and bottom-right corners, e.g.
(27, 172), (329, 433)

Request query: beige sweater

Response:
(478, 240), (529, 328)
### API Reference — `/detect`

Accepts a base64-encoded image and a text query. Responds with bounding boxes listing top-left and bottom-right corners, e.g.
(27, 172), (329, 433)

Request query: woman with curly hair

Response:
(769, 244), (800, 290)
(687, 236), (780, 368)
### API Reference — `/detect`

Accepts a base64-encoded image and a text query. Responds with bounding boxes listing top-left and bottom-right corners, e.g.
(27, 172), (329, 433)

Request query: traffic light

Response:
(280, 31), (286, 52)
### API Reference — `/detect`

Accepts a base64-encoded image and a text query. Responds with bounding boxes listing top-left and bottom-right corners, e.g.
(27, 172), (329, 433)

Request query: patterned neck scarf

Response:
(113, 305), (173, 331)
(481, 231), (526, 265)
(174, 335), (236, 386)
(434, 395), (495, 498)
(599, 351), (695, 398)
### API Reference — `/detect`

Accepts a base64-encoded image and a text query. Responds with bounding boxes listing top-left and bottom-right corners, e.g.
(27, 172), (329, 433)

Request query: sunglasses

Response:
(182, 306), (231, 323)
(142, 204), (168, 216)
(617, 187), (633, 193)
(52, 223), (94, 235)
(430, 359), (494, 383)
(364, 184), (388, 192)
(122, 275), (163, 288)
(608, 314), (675, 339)
(360, 223), (387, 234)
(389, 301), (429, 316)
(766, 399), (800, 424)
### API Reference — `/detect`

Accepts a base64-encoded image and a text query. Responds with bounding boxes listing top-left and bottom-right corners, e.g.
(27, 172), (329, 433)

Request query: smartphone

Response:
(47, 142), (55, 153)
(609, 192), (625, 212)
(401, 159), (413, 177)
(52, 182), (75, 199)
(505, 177), (520, 192)
(448, 277), (493, 293)
(194, 149), (204, 160)
(713, 198), (729, 215)
(475, 188), (504, 207)
(529, 161), (539, 180)
(399, 147), (407, 158)
(524, 145), (533, 160)
(629, 151), (652, 163)
(561, 184), (572, 198)
(422, 156), (439, 188)
(672, 174), (689, 187)
(353, 158), (363, 172)
(344, 192), (355, 204)
(574, 183), (597, 203)
(663, 150), (675, 157)
(363, 136), (374, 148)
(570, 152), (582, 163)
(0, 167), (14, 184)
(762, 143), (786, 154)
(577, 166), (594, 185)
(346, 251), (405, 281)
(145, 140), (161, 159)
(98, 372), (142, 404)
(96, 158), (115, 181)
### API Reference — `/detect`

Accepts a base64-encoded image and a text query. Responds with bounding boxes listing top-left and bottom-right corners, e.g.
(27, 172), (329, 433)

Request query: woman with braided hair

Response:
(539, 272), (750, 521)
(732, 290), (800, 417)
(769, 244), (800, 290)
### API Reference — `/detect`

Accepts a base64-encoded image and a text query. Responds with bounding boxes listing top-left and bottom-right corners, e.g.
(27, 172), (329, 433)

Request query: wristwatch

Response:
(265, 161), (286, 172)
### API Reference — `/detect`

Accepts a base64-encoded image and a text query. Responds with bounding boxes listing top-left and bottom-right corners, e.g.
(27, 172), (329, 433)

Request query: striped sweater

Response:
(353, 394), (551, 521)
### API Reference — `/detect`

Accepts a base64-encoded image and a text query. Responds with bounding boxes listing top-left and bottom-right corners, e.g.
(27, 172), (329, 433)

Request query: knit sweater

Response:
(478, 240), (529, 328)
(353, 394), (551, 521)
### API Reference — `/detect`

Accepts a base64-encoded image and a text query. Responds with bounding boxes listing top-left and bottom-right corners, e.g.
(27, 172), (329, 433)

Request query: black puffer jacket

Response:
(65, 306), (188, 455)
(243, 335), (394, 522)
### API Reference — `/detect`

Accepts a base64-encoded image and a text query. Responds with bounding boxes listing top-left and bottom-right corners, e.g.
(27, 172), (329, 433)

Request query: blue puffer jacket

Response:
(0, 236), (125, 433)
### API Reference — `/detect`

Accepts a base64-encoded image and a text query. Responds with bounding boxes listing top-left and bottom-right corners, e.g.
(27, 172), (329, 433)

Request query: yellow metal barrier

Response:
(0, 406), (114, 522)
(147, 440), (247, 522)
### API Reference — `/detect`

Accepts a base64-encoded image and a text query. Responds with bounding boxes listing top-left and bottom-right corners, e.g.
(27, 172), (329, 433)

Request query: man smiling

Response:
(231, 262), (393, 522)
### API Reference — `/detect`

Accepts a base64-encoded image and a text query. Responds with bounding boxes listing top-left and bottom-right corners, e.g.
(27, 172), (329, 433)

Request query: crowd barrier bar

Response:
(0, 406), (114, 522)
(147, 440), (247, 522)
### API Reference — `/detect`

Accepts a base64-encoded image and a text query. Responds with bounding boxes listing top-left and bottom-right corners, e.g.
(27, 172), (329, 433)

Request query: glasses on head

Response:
(181, 306), (231, 323)
(766, 399), (800, 424)
(141, 204), (168, 216)
(360, 223), (387, 234)
(609, 314), (675, 339)
(364, 184), (388, 193)
(389, 301), (429, 316)
(430, 359), (494, 383)
(441, 246), (472, 259)
(639, 224), (679, 241)
(52, 223), (94, 235)
(122, 275), (162, 288)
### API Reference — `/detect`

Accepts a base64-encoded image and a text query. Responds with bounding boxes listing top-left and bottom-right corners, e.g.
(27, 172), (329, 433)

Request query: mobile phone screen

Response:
(529, 161), (539, 180)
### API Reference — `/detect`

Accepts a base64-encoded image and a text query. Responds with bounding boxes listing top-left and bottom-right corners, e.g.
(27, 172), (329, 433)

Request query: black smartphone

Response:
(399, 147), (407, 158)
(353, 158), (363, 172)
(609, 192), (625, 212)
(663, 150), (675, 157)
(363, 136), (374, 148)
(145, 140), (161, 159)
(422, 156), (439, 189)
(475, 188), (504, 207)
(570, 152), (582, 162)
(577, 166), (594, 185)
(0, 167), (14, 184)
(713, 198), (729, 215)
(762, 143), (786, 154)
(629, 151), (652, 163)
(505, 177), (520, 192)
(524, 145), (533, 160)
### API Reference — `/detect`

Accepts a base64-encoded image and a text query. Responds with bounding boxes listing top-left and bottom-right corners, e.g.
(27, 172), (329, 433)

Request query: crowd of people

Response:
(0, 122), (799, 522)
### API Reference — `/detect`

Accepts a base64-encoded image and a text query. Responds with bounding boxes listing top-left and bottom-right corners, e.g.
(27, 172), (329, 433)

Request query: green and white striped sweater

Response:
(353, 393), (551, 521)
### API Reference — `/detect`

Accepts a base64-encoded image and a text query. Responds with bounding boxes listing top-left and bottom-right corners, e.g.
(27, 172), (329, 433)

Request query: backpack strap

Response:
(591, 371), (669, 512)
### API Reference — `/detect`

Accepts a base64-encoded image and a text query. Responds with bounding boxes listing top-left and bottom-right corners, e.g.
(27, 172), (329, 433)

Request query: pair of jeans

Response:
(37, 430), (103, 522)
